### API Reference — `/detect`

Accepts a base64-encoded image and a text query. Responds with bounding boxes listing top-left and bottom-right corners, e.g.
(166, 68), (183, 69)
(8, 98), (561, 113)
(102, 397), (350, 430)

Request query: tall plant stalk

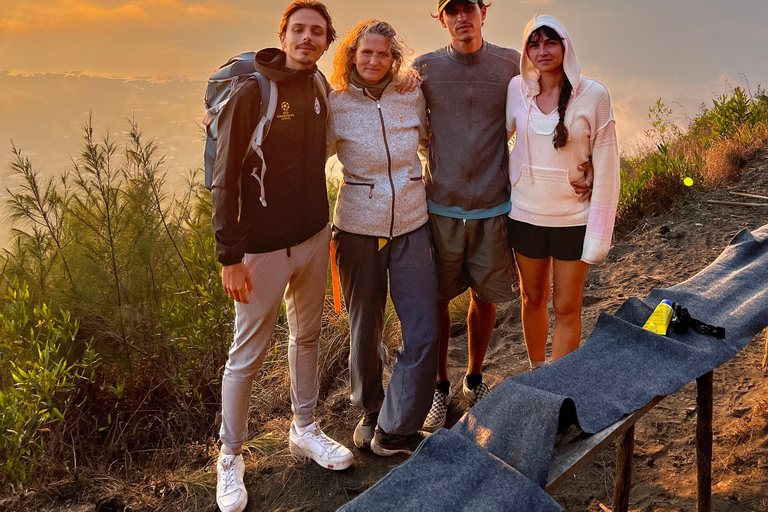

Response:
(5, 144), (75, 289)
(69, 115), (129, 350)
(124, 120), (200, 296)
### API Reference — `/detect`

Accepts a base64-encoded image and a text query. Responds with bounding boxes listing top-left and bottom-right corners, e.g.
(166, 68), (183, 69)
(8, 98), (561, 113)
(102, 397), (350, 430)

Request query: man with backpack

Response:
(210, 2), (352, 511)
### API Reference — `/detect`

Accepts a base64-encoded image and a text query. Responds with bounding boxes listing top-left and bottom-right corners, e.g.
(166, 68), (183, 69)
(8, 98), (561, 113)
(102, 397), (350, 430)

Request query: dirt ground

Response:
(3, 153), (768, 511)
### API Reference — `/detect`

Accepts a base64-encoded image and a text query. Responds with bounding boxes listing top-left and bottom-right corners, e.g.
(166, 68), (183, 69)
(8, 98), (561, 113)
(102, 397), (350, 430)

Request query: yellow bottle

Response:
(643, 299), (674, 335)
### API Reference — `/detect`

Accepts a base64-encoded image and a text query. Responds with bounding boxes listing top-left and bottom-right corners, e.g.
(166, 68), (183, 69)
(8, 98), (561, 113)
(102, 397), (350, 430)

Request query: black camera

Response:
(670, 302), (725, 339)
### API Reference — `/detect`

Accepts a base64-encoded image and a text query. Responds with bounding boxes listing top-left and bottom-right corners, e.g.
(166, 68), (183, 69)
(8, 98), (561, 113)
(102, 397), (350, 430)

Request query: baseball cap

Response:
(438, 0), (479, 14)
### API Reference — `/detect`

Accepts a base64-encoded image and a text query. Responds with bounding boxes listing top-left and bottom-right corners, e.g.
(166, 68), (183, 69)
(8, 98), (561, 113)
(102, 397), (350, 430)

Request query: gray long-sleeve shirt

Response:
(414, 41), (521, 215)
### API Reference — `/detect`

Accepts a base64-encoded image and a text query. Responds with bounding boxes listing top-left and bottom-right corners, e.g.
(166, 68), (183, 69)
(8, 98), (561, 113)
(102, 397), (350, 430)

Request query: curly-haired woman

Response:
(327, 19), (437, 457)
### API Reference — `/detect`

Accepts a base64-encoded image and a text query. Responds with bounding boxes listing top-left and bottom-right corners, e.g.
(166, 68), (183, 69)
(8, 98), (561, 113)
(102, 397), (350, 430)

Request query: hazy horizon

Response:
(3, 1), (767, 158)
(1, 0), (767, 245)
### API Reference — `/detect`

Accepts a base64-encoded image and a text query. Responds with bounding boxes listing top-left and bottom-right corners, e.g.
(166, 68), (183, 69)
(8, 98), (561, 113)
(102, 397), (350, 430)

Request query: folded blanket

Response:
(341, 225), (768, 509)
(338, 429), (563, 512)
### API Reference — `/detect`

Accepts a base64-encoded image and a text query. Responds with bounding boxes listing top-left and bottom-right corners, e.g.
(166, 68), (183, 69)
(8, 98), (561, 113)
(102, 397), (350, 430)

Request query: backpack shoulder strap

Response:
(253, 72), (278, 125)
(248, 72), (278, 207)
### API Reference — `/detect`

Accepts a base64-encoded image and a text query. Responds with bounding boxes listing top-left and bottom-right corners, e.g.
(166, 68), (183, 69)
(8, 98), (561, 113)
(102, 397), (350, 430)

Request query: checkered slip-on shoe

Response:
(423, 387), (453, 432)
(462, 376), (491, 405)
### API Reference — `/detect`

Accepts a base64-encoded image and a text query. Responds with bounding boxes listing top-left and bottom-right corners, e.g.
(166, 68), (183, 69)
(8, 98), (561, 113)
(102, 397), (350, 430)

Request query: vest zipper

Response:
(374, 98), (395, 239)
(344, 181), (375, 199)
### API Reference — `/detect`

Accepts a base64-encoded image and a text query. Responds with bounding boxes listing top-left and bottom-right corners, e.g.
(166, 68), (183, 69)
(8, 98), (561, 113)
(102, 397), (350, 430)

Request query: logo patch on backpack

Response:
(277, 102), (294, 121)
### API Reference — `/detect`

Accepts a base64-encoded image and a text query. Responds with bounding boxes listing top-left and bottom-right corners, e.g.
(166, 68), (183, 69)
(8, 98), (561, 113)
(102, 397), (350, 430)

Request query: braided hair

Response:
(553, 75), (572, 149)
(527, 26), (571, 149)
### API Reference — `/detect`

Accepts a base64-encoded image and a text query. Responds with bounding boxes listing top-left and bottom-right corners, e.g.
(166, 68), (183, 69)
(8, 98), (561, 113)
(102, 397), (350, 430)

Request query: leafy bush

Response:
(0, 281), (99, 486)
(0, 115), (355, 488)
(1, 117), (234, 485)
(616, 86), (768, 233)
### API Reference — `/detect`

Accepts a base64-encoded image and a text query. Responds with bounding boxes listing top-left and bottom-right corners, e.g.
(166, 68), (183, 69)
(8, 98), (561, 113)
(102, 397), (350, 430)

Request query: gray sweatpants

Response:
(219, 226), (330, 452)
(334, 224), (439, 435)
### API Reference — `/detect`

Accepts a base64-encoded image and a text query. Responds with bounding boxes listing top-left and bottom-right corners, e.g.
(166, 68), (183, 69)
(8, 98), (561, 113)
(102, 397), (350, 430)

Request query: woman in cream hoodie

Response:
(506, 15), (620, 366)
(327, 20), (437, 457)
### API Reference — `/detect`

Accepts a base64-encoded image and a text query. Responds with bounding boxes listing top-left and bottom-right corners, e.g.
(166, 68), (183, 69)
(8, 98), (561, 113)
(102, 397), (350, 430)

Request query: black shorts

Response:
(507, 218), (586, 261)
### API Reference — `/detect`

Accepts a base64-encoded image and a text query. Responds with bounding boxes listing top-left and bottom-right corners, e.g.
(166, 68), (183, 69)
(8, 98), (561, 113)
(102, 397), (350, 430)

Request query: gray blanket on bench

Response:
(340, 226), (768, 511)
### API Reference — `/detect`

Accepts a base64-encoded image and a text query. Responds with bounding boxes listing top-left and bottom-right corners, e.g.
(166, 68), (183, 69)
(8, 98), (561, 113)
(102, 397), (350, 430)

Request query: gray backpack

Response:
(203, 52), (277, 200)
(203, 52), (328, 206)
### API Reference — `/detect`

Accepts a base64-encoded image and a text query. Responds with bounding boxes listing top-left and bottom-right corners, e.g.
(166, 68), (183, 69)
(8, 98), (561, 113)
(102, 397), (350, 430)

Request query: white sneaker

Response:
(289, 421), (353, 471)
(216, 453), (247, 512)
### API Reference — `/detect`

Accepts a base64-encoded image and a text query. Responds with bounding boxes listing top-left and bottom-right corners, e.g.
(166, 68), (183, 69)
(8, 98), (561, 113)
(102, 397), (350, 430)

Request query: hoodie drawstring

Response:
(512, 90), (536, 188)
(524, 98), (535, 185)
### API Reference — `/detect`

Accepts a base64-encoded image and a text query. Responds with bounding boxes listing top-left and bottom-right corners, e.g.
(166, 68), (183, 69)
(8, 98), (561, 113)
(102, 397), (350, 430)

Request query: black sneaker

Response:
(353, 411), (379, 450)
(370, 427), (429, 457)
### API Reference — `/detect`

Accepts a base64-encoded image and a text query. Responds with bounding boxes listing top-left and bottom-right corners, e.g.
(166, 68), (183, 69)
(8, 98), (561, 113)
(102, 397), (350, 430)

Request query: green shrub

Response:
(0, 116), (358, 487)
(0, 281), (99, 486)
(616, 86), (768, 232)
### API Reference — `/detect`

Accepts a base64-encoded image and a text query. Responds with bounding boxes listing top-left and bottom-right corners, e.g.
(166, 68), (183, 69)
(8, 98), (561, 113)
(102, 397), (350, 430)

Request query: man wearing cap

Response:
(415, 0), (593, 431)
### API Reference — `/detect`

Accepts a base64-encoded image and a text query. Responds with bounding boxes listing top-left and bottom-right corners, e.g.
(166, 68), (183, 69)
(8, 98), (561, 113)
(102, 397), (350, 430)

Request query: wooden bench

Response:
(545, 371), (714, 512)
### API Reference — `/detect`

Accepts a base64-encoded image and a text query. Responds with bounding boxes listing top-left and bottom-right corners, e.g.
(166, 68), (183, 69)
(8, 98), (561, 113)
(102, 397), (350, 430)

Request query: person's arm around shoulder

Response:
(326, 91), (339, 160)
(581, 82), (620, 264)
(396, 74), (421, 94)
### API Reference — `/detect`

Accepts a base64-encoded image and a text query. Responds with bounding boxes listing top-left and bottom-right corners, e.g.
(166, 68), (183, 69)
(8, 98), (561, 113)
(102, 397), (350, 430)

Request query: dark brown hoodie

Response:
(212, 48), (329, 265)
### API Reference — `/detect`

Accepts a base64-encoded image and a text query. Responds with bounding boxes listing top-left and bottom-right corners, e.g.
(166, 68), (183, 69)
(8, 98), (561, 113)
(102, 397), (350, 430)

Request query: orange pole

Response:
(329, 239), (342, 313)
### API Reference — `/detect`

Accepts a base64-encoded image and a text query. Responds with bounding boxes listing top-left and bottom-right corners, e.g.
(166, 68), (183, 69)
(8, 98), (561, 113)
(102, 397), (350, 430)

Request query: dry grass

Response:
(615, 171), (688, 236)
(448, 290), (472, 336)
(704, 124), (768, 186)
(763, 330), (768, 370)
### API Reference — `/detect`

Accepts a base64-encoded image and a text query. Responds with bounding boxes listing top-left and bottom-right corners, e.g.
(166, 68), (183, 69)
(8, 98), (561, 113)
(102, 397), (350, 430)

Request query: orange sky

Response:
(1, 0), (767, 151)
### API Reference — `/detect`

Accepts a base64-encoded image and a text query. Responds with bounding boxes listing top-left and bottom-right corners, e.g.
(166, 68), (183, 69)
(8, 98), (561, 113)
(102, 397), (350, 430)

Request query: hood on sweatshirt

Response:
(514, 15), (582, 188)
(520, 15), (581, 100)
(254, 47), (319, 83)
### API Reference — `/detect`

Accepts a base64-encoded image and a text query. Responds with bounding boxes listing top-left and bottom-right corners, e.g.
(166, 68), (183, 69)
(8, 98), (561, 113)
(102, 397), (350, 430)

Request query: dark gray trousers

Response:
(334, 224), (439, 435)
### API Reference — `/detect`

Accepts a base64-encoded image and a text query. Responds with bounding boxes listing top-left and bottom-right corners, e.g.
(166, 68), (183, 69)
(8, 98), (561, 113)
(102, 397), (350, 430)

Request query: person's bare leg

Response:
(437, 300), (452, 382)
(466, 291), (496, 376)
(551, 259), (590, 361)
(516, 254), (553, 365)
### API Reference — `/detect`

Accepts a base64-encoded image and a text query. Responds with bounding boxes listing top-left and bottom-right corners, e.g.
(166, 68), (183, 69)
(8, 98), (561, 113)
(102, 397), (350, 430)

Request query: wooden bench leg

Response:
(613, 424), (634, 512)
(697, 371), (713, 512)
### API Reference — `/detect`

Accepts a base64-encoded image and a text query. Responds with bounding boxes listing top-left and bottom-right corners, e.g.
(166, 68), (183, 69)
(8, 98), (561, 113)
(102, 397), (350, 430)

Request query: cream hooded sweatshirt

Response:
(506, 15), (620, 264)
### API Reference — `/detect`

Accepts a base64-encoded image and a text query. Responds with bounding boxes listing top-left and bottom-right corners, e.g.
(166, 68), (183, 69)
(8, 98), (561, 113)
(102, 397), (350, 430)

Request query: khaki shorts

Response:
(428, 213), (519, 303)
